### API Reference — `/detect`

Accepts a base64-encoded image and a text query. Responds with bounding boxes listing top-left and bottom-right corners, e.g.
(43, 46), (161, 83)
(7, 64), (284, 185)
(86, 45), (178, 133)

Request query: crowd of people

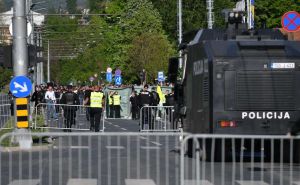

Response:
(28, 83), (175, 132)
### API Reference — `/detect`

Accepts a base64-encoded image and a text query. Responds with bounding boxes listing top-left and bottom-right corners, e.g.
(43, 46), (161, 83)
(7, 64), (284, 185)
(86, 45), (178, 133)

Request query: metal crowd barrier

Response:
(0, 94), (11, 105)
(33, 103), (105, 132)
(181, 134), (300, 185)
(140, 106), (181, 132)
(0, 104), (14, 130)
(0, 132), (182, 185)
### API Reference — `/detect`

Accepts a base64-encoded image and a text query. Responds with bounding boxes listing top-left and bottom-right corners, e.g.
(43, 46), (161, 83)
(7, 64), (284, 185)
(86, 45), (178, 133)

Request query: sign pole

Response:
(12, 0), (32, 149)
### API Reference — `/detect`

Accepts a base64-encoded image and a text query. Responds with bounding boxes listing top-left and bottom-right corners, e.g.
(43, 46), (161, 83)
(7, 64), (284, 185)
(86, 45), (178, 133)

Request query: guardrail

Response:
(180, 134), (300, 185)
(0, 132), (182, 185)
(33, 103), (105, 132)
(139, 106), (181, 132)
(0, 104), (14, 130)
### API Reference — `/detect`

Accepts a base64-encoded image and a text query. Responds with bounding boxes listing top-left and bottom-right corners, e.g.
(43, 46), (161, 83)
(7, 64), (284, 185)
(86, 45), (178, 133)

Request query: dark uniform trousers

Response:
(64, 107), (76, 131)
(90, 107), (102, 132)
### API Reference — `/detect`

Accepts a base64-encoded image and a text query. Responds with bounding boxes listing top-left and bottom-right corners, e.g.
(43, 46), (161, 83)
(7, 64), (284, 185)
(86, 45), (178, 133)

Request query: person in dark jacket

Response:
(138, 85), (152, 130)
(31, 86), (44, 114)
(60, 85), (80, 132)
(130, 91), (139, 120)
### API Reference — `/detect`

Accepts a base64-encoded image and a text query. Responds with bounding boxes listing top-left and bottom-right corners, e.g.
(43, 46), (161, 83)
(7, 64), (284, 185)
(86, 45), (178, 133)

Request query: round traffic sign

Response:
(281, 11), (300, 32)
(107, 67), (112, 73)
(115, 69), (122, 76)
(89, 77), (94, 82)
(9, 76), (32, 98)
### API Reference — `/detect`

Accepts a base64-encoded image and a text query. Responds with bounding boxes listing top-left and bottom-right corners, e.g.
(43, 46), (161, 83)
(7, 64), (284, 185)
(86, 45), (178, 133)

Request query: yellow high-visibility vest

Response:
(113, 95), (121, 105)
(109, 97), (113, 105)
(90, 92), (104, 108)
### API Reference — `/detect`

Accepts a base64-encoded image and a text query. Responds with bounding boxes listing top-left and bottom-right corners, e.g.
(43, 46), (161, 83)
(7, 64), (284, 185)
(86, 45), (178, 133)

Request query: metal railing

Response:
(0, 132), (183, 185)
(180, 134), (300, 185)
(0, 94), (11, 105)
(33, 103), (105, 132)
(139, 106), (181, 132)
(0, 104), (14, 130)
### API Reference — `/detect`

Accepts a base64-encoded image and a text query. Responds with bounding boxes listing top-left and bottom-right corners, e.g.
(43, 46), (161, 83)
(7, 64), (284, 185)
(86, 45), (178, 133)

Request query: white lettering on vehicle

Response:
(193, 60), (203, 76)
(242, 112), (291, 120)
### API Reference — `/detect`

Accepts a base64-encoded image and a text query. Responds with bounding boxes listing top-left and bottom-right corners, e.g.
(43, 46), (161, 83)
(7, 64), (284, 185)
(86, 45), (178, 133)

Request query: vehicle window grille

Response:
(203, 77), (209, 102)
(236, 72), (295, 110)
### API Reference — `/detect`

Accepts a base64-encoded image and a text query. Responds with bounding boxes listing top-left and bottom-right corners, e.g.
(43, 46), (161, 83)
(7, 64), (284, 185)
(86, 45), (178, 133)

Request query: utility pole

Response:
(13, 0), (32, 148)
(47, 40), (50, 82)
(207, 0), (214, 29)
(13, 0), (28, 76)
(178, 0), (183, 68)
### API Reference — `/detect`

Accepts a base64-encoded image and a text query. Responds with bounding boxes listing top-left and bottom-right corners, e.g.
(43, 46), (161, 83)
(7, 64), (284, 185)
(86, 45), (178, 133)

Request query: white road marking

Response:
(70, 146), (90, 149)
(106, 146), (125, 149)
(184, 180), (214, 185)
(66, 178), (97, 185)
(8, 179), (40, 185)
(150, 141), (162, 146)
(125, 179), (156, 185)
(141, 146), (160, 150)
(292, 182), (300, 185)
(114, 125), (120, 127)
(139, 136), (148, 140)
(121, 128), (127, 130)
(236, 181), (269, 185)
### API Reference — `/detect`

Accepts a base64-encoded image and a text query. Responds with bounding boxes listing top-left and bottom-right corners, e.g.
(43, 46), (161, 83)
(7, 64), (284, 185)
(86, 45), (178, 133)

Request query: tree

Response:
(255, 0), (300, 28)
(67, 0), (78, 14)
(128, 32), (174, 83)
(0, 67), (12, 90)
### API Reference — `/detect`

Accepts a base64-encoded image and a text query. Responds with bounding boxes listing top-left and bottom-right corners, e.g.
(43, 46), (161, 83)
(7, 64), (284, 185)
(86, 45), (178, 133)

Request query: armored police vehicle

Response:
(169, 11), (300, 161)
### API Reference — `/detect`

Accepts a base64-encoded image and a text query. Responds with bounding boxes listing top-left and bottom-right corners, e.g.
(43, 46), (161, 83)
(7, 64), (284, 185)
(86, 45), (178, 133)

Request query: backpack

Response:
(65, 92), (75, 105)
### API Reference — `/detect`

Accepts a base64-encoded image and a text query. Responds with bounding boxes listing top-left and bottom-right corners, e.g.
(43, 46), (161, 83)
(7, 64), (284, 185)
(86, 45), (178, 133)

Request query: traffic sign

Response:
(107, 67), (112, 73)
(9, 76), (32, 98)
(106, 72), (112, 82)
(115, 75), (122, 85)
(89, 77), (94, 82)
(158, 71), (164, 82)
(115, 69), (122, 76)
(281, 11), (300, 32)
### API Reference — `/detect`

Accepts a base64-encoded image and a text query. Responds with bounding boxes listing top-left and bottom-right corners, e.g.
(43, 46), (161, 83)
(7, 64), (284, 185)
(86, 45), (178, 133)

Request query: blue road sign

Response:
(106, 72), (112, 82)
(282, 11), (300, 32)
(115, 75), (122, 85)
(115, 69), (122, 76)
(158, 71), (164, 82)
(9, 76), (32, 98)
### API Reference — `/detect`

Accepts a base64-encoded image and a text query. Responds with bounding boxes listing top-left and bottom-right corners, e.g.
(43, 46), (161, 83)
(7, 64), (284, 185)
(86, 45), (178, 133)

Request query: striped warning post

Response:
(16, 98), (28, 128)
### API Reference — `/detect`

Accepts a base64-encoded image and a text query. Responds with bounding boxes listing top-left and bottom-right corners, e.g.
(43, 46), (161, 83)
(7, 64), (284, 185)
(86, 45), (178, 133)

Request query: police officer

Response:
(85, 86), (105, 132)
(138, 84), (152, 130)
(112, 91), (121, 118)
(108, 91), (114, 118)
(60, 85), (80, 132)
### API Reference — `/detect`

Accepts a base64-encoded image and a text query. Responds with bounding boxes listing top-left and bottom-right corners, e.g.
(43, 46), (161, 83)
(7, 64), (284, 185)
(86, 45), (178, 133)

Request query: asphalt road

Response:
(1, 117), (300, 185)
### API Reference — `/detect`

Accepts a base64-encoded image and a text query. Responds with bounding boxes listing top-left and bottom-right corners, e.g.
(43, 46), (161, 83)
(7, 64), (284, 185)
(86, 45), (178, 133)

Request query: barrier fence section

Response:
(140, 106), (181, 132)
(0, 104), (14, 130)
(33, 103), (105, 132)
(0, 132), (182, 185)
(181, 134), (300, 185)
(0, 94), (11, 105)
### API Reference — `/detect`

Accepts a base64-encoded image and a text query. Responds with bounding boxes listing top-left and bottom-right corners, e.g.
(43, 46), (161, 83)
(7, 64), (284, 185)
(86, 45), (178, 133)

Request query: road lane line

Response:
(8, 179), (40, 185)
(150, 141), (162, 146)
(66, 178), (97, 185)
(114, 125), (120, 127)
(106, 146), (125, 149)
(236, 181), (269, 185)
(125, 179), (156, 185)
(121, 128), (127, 130)
(70, 146), (90, 149)
(141, 146), (160, 150)
(184, 180), (214, 185)
(139, 136), (148, 140)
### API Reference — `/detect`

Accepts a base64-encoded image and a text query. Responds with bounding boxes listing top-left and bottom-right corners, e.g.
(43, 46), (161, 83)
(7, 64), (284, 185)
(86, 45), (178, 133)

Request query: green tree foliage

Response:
(255, 0), (300, 28)
(0, 67), (12, 89)
(67, 0), (78, 14)
(128, 33), (174, 83)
